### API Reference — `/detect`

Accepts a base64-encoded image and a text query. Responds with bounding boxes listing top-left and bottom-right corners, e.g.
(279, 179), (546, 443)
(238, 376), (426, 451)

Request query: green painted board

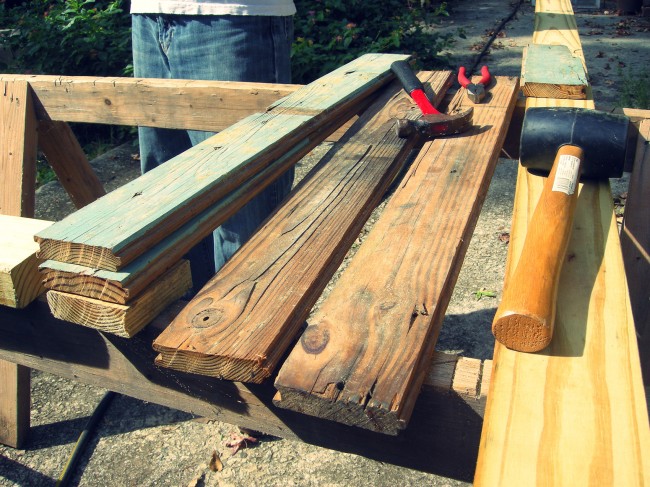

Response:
(35, 53), (410, 271)
(38, 132), (320, 304)
(521, 44), (588, 100)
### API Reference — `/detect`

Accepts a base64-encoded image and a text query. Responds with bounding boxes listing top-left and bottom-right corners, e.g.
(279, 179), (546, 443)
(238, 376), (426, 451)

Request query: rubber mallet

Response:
(492, 107), (629, 352)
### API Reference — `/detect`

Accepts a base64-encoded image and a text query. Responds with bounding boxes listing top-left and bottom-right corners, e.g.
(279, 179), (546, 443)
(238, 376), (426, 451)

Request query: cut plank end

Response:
(492, 313), (553, 353)
(153, 348), (272, 384)
(36, 238), (121, 272)
(273, 384), (405, 436)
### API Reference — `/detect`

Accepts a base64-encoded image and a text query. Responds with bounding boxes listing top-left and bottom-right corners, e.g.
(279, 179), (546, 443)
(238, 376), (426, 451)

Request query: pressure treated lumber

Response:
(274, 76), (519, 434)
(46, 260), (191, 338)
(0, 74), (297, 132)
(474, 1), (650, 484)
(37, 120), (106, 208)
(621, 119), (650, 382)
(152, 70), (455, 383)
(1, 80), (37, 218)
(0, 298), (490, 481)
(0, 216), (53, 308)
(521, 44), (587, 99)
(34, 53), (409, 271)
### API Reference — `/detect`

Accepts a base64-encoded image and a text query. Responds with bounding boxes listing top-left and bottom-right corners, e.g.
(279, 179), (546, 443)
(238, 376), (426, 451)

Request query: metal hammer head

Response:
(396, 107), (474, 139)
(519, 107), (630, 179)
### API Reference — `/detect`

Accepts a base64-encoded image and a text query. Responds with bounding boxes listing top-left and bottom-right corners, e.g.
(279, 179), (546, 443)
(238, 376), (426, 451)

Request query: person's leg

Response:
(166, 15), (295, 270)
(131, 14), (215, 291)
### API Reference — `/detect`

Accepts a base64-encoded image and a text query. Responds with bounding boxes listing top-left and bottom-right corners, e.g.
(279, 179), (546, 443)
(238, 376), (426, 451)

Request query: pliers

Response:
(458, 66), (491, 103)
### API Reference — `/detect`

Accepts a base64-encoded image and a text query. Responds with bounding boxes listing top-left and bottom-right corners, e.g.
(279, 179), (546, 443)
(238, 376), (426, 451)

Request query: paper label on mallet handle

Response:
(552, 154), (580, 195)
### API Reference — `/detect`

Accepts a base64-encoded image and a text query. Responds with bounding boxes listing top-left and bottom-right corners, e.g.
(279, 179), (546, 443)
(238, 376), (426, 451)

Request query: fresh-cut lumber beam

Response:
(152, 70), (455, 383)
(0, 298), (490, 481)
(46, 260), (191, 338)
(520, 44), (588, 99)
(621, 119), (650, 382)
(274, 76), (519, 435)
(34, 53), (410, 271)
(474, 1), (650, 485)
(0, 216), (52, 308)
(0, 74), (297, 132)
(37, 120), (106, 209)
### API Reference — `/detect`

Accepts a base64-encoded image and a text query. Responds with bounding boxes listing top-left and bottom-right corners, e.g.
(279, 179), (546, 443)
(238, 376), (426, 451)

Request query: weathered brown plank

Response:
(474, 1), (650, 484)
(37, 120), (106, 208)
(46, 260), (191, 337)
(274, 76), (519, 434)
(34, 54), (409, 271)
(0, 216), (53, 308)
(0, 299), (488, 481)
(152, 70), (455, 383)
(621, 119), (650, 382)
(1, 80), (37, 219)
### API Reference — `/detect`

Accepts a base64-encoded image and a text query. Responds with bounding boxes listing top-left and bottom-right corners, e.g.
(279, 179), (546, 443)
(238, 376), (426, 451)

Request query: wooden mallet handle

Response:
(492, 144), (584, 352)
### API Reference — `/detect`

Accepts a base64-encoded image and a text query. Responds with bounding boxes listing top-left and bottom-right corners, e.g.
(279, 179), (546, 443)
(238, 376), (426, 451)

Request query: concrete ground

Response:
(1, 1), (648, 485)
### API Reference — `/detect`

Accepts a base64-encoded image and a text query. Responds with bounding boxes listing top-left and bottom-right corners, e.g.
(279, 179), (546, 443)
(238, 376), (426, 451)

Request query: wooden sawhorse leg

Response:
(1, 79), (38, 447)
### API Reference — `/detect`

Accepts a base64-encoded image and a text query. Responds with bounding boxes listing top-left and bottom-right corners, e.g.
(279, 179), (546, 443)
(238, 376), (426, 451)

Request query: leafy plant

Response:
(292, 0), (455, 83)
(0, 0), (131, 76)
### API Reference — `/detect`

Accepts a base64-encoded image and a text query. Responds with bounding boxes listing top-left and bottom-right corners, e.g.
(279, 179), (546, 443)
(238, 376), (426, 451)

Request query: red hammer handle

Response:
(391, 60), (441, 115)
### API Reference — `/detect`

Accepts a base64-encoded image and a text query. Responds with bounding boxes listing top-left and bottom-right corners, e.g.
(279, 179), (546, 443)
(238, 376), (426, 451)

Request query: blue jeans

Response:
(132, 14), (295, 292)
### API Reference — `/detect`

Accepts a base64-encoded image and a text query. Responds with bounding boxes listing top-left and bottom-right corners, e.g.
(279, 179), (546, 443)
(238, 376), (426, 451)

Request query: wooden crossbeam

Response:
(151, 71), (455, 383)
(474, 1), (650, 484)
(274, 76), (519, 434)
(0, 298), (490, 481)
(34, 54), (409, 271)
(0, 74), (297, 132)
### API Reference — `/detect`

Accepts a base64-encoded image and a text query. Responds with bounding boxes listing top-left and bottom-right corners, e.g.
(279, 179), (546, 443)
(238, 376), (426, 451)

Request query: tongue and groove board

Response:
(151, 70), (455, 383)
(34, 53), (409, 272)
(274, 76), (519, 435)
(474, 1), (650, 485)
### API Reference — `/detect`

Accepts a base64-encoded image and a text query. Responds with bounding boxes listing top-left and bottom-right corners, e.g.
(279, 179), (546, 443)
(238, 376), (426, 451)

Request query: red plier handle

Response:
(458, 66), (490, 88)
(458, 66), (491, 103)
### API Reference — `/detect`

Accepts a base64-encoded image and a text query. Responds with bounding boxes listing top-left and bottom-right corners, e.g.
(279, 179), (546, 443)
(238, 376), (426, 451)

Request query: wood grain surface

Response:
(274, 76), (519, 434)
(46, 260), (191, 337)
(152, 70), (455, 383)
(34, 54), (409, 271)
(474, 0), (650, 484)
(0, 216), (52, 308)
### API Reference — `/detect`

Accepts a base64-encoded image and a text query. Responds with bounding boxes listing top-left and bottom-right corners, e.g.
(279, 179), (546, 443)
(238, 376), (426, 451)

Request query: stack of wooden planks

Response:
(33, 53), (410, 337)
(151, 68), (519, 435)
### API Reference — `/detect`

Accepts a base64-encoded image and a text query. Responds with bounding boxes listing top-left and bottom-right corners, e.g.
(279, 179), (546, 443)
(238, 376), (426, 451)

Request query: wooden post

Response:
(0, 79), (38, 447)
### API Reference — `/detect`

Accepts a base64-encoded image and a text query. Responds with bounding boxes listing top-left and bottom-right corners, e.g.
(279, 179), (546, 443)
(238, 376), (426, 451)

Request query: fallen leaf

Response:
(209, 450), (224, 472)
(225, 432), (258, 455)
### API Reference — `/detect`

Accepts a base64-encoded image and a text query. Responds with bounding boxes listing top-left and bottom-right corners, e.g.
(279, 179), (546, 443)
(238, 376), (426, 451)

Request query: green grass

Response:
(619, 67), (650, 109)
